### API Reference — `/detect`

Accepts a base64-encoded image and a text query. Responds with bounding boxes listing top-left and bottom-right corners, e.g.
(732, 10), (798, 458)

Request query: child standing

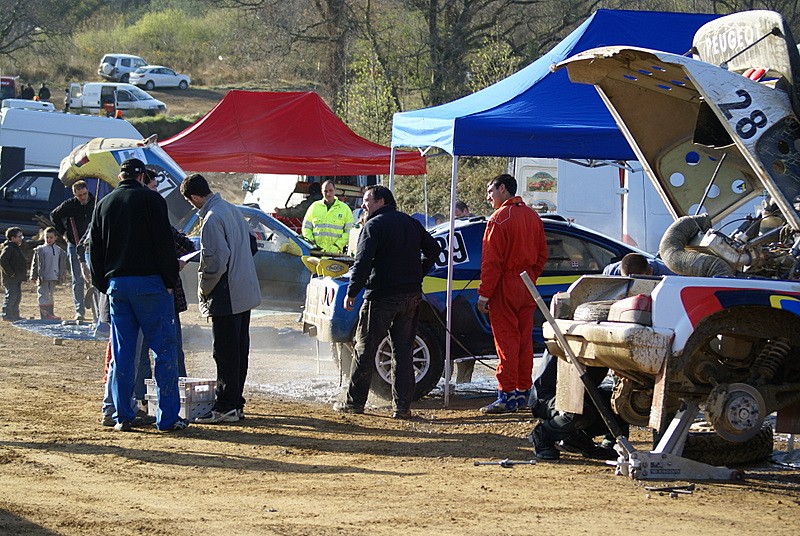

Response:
(0, 227), (27, 321)
(30, 227), (66, 320)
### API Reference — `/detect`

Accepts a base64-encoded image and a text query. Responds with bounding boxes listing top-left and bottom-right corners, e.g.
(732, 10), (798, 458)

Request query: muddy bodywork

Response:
(546, 10), (800, 441)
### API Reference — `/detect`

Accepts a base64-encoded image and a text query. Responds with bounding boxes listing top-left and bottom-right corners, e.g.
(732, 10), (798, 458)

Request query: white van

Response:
(0, 99), (142, 169)
(513, 157), (757, 254)
(66, 82), (167, 116)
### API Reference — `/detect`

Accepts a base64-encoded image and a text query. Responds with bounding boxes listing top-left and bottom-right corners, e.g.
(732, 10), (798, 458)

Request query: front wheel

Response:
(178, 80), (188, 90)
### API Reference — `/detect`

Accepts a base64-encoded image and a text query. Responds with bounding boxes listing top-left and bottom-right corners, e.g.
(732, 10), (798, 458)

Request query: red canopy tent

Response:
(160, 90), (426, 175)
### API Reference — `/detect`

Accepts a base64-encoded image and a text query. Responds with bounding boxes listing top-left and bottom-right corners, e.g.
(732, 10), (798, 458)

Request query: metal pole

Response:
(443, 156), (458, 406)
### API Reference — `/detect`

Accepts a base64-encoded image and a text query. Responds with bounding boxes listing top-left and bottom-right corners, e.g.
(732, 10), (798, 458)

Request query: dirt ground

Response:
(1, 284), (800, 535)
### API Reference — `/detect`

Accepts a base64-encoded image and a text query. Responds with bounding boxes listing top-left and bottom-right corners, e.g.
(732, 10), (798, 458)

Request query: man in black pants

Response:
(529, 352), (628, 460)
(181, 174), (261, 424)
(334, 185), (441, 419)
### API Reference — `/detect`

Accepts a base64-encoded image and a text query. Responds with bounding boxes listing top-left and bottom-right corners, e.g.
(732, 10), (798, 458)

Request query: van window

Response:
(116, 90), (134, 102)
(132, 58), (146, 68)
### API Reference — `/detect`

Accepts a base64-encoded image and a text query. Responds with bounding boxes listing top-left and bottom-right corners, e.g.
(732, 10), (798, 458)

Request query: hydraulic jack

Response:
(521, 272), (743, 482)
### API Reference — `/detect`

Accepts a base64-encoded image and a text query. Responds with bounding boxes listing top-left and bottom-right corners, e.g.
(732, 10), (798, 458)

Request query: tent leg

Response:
(443, 156), (458, 407)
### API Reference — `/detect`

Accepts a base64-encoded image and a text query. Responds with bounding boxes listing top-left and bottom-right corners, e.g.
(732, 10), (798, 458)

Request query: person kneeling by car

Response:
(528, 352), (628, 461)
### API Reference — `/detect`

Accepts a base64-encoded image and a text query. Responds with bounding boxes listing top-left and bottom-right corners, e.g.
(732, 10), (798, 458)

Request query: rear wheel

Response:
(682, 425), (774, 466)
(120, 74), (130, 83)
(335, 322), (444, 401)
(145, 80), (155, 90)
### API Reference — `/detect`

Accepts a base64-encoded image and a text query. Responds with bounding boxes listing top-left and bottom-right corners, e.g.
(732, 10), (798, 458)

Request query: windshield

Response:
(129, 86), (154, 100)
(133, 67), (148, 74)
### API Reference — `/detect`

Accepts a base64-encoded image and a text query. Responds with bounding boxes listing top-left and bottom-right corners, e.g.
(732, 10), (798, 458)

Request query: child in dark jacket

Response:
(0, 227), (27, 321)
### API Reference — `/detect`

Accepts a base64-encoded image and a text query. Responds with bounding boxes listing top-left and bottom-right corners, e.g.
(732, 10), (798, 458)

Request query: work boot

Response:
(528, 424), (559, 461)
(480, 390), (518, 414)
(44, 304), (60, 320)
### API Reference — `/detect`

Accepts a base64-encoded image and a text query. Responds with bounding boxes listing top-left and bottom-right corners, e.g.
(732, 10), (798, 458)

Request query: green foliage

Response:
(128, 113), (202, 141)
(393, 156), (506, 217)
(467, 34), (523, 93)
(342, 43), (398, 145)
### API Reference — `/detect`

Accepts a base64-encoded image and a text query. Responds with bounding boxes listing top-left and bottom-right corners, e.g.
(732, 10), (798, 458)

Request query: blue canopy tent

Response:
(391, 9), (718, 159)
(388, 9), (719, 404)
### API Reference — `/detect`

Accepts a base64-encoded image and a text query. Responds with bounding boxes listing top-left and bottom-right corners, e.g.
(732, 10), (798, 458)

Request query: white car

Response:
(129, 66), (191, 90)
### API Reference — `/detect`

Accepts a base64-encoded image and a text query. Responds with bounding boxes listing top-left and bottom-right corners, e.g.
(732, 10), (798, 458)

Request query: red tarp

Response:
(160, 90), (426, 175)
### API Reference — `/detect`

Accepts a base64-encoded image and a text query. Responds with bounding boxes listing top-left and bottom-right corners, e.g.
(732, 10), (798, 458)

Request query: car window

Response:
(116, 90), (133, 102)
(165, 69), (176, 76)
(245, 215), (294, 253)
(133, 58), (146, 68)
(134, 67), (147, 74)
(544, 231), (617, 272)
(5, 174), (56, 202)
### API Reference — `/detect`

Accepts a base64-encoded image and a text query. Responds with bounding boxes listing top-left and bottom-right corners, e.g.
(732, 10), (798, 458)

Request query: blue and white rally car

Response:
(302, 215), (646, 399)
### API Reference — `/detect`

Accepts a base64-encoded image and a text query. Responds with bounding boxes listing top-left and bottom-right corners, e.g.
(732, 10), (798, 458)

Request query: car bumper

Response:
(543, 320), (672, 375)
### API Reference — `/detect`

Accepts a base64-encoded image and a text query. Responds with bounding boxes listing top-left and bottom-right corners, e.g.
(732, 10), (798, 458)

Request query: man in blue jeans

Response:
(89, 158), (186, 432)
(335, 185), (441, 419)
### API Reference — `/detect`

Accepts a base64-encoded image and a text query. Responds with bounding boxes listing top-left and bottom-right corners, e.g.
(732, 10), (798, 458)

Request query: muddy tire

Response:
(573, 300), (616, 322)
(682, 426), (774, 466)
(336, 323), (444, 401)
(371, 322), (444, 400)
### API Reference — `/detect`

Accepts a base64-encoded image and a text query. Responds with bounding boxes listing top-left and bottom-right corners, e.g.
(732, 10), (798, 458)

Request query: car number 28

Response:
(433, 231), (469, 268)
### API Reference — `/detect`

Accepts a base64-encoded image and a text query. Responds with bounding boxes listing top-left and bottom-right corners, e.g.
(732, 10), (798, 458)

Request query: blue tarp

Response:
(391, 9), (719, 160)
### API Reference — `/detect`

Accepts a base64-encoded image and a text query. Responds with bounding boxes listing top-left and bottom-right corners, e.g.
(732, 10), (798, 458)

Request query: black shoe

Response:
(159, 418), (190, 432)
(556, 431), (598, 456)
(113, 421), (133, 432)
(333, 402), (364, 414)
(529, 424), (560, 461)
(132, 415), (156, 426)
(392, 410), (413, 420)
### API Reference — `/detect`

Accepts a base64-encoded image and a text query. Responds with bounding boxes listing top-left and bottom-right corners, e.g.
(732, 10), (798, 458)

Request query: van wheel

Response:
(178, 80), (188, 90)
(145, 81), (155, 90)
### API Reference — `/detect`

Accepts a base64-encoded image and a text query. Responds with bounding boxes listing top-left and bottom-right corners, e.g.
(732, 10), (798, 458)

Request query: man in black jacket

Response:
(89, 158), (185, 432)
(51, 181), (95, 320)
(335, 185), (441, 419)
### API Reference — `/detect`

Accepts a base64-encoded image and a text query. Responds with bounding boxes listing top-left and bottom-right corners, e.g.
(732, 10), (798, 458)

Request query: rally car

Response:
(302, 215), (646, 399)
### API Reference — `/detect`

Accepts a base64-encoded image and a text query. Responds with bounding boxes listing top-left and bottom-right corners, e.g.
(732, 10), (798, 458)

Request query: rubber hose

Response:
(659, 214), (735, 277)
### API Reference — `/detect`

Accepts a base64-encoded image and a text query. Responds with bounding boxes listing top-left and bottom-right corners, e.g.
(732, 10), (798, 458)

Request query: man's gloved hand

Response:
(476, 295), (489, 314)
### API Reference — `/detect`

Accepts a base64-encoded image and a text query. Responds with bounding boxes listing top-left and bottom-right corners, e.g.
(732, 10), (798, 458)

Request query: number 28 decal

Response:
(718, 89), (768, 140)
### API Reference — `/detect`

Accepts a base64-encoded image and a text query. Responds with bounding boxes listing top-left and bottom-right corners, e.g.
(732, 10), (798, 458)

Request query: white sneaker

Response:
(194, 408), (239, 424)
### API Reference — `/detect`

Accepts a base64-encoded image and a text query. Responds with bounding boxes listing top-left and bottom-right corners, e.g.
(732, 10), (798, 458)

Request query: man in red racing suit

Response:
(477, 173), (547, 414)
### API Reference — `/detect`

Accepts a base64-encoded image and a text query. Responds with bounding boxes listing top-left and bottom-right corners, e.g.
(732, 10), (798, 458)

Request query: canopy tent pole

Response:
(388, 146), (397, 190)
(443, 156), (458, 406)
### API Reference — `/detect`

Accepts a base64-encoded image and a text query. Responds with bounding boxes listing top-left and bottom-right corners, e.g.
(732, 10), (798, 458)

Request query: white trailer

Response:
(0, 99), (142, 169)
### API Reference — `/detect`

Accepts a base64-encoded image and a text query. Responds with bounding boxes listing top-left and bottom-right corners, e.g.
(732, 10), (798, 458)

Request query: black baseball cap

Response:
(144, 166), (158, 182)
(120, 158), (146, 174)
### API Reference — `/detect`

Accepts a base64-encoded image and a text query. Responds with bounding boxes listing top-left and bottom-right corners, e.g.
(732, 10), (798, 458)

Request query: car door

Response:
(241, 210), (312, 309)
(114, 89), (135, 112)
(161, 68), (179, 88)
